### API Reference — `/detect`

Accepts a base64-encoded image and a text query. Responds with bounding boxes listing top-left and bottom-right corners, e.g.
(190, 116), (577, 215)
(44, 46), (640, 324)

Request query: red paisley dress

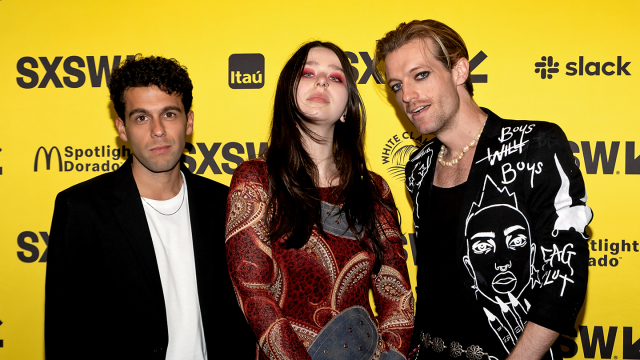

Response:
(225, 159), (414, 359)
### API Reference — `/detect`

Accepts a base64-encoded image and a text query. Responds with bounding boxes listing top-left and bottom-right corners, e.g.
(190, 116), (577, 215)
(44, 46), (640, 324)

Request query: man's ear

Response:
(115, 118), (128, 142)
(453, 57), (470, 87)
(186, 111), (194, 135)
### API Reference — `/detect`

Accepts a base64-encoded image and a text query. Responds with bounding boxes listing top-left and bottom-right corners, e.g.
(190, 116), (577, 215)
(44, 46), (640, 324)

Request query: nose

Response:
(150, 118), (166, 137)
(494, 260), (512, 272)
(315, 73), (329, 88)
(401, 81), (417, 104)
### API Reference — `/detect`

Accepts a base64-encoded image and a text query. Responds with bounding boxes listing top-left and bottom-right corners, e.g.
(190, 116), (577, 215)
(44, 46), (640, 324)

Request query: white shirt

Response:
(141, 173), (207, 360)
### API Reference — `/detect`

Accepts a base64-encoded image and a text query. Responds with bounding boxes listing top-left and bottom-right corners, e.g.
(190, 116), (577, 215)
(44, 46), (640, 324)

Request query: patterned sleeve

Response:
(370, 174), (416, 357)
(523, 123), (593, 336)
(225, 160), (312, 360)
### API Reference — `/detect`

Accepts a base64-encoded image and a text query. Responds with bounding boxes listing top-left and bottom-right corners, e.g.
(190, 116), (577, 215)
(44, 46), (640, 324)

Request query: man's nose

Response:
(150, 118), (166, 137)
(401, 82), (417, 104)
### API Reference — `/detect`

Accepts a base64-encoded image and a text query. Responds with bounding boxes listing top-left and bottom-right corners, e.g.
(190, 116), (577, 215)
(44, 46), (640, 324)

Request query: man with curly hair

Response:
(45, 55), (255, 359)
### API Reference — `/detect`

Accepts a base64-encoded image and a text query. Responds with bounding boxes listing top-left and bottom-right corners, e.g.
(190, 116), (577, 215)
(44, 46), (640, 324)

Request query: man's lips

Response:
(408, 104), (430, 118)
(307, 92), (329, 104)
(150, 145), (171, 154)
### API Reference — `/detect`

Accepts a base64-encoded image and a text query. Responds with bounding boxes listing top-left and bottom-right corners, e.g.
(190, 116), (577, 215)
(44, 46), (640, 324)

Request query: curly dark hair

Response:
(108, 54), (193, 122)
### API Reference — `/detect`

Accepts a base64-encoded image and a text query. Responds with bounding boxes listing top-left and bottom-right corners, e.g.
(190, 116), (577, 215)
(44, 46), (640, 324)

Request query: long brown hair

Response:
(264, 41), (397, 273)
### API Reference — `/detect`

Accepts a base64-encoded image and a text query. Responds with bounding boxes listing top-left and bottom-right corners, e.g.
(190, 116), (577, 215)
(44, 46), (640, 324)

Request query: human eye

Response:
(301, 68), (314, 78)
(472, 240), (494, 255)
(134, 115), (148, 122)
(164, 112), (176, 119)
(329, 73), (345, 83)
(506, 234), (528, 250)
(390, 82), (402, 92)
(416, 71), (430, 80)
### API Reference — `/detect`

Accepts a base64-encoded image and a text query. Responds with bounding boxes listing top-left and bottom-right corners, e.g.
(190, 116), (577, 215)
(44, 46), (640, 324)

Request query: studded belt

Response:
(415, 331), (491, 360)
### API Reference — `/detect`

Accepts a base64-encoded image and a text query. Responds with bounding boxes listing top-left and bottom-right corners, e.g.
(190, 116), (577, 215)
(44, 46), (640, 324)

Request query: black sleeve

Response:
(45, 191), (96, 359)
(523, 123), (593, 336)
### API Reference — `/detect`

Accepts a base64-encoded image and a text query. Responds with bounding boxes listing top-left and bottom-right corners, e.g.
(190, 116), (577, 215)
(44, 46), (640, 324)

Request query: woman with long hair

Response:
(225, 41), (414, 360)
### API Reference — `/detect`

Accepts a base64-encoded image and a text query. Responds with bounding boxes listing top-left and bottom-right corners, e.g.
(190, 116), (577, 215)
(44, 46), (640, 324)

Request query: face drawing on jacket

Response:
(464, 176), (536, 306)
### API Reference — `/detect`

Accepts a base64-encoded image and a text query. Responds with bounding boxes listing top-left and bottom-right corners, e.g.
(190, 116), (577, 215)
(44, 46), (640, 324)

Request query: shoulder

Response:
(184, 170), (228, 194)
(56, 169), (119, 203)
(483, 109), (570, 155)
(230, 158), (269, 188)
(368, 171), (390, 194)
(483, 108), (566, 140)
(501, 118), (570, 155)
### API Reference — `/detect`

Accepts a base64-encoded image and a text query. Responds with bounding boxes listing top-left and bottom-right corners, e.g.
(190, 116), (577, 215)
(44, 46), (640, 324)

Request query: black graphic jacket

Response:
(405, 108), (592, 359)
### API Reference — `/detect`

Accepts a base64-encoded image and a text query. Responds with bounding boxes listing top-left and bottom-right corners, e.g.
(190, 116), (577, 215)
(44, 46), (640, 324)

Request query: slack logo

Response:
(535, 55), (631, 79)
(535, 56), (560, 79)
(229, 54), (264, 89)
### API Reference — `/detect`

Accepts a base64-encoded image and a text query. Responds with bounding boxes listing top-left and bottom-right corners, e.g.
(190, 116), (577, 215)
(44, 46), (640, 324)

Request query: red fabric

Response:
(226, 159), (414, 360)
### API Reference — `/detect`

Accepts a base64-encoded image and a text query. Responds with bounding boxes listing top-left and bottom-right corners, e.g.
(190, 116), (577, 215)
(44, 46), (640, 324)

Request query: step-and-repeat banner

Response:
(1, 0), (638, 359)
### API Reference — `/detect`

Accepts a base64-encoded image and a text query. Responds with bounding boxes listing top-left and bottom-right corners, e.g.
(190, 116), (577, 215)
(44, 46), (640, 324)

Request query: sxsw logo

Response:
(16, 55), (135, 89)
(559, 326), (640, 359)
(535, 55), (631, 79)
(183, 141), (267, 174)
(17, 231), (49, 263)
(229, 54), (265, 89)
(570, 141), (640, 175)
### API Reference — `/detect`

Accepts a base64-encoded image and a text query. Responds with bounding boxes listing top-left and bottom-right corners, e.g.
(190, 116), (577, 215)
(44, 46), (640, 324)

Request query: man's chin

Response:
(134, 157), (181, 174)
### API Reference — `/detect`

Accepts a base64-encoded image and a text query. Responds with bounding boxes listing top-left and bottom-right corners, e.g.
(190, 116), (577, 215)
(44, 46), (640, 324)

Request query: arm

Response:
(225, 162), (311, 360)
(45, 192), (95, 359)
(371, 176), (415, 358)
(506, 322), (558, 360)
(520, 123), (592, 344)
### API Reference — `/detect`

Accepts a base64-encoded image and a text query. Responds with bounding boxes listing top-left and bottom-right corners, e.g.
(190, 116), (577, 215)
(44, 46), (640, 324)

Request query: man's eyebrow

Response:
(128, 108), (149, 118)
(471, 231), (495, 240)
(128, 106), (182, 118)
(386, 66), (424, 85)
(504, 225), (526, 236)
(305, 60), (344, 72)
(162, 106), (183, 113)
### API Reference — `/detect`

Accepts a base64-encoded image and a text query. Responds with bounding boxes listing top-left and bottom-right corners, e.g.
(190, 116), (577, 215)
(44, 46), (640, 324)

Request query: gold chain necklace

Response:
(438, 122), (486, 167)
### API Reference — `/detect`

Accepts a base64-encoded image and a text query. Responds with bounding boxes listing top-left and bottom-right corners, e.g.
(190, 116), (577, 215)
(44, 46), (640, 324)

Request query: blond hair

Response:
(373, 19), (474, 97)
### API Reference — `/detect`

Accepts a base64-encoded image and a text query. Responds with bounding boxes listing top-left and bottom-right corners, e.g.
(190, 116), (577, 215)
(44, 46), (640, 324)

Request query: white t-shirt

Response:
(141, 173), (207, 360)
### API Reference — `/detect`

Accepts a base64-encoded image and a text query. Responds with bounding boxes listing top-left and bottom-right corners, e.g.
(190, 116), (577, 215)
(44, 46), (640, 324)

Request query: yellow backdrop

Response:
(1, 0), (638, 359)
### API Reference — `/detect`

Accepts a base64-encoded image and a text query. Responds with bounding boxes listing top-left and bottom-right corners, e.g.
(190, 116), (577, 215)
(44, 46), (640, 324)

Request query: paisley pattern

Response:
(226, 159), (414, 360)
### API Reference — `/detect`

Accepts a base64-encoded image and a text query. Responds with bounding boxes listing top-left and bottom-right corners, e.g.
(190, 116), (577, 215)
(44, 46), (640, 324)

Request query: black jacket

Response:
(45, 157), (256, 359)
(406, 109), (592, 359)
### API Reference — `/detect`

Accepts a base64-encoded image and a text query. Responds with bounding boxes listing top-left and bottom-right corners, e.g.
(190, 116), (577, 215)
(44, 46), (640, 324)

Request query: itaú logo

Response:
(228, 54), (264, 89)
(34, 145), (129, 172)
